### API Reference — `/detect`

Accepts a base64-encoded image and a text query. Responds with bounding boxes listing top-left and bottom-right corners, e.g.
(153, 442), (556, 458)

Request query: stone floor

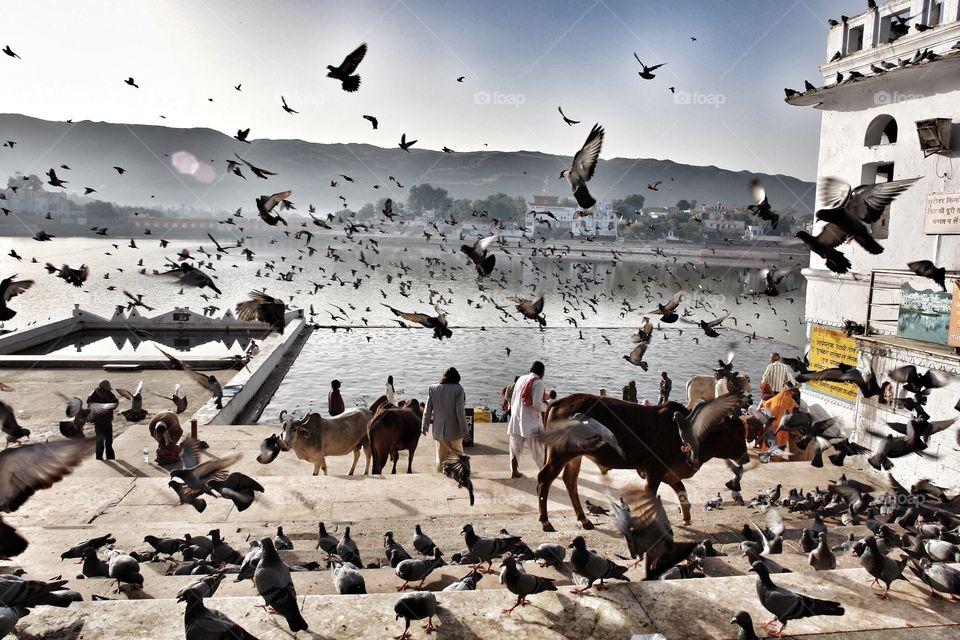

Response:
(3, 420), (959, 639)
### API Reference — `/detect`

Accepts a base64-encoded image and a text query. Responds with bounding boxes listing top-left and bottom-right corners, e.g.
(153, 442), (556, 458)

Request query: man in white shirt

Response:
(507, 361), (549, 478)
(713, 369), (730, 398)
(761, 353), (796, 397)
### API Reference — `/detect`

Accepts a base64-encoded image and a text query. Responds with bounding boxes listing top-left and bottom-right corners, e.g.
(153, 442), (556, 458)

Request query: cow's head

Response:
(277, 410), (309, 450)
(700, 411), (749, 466)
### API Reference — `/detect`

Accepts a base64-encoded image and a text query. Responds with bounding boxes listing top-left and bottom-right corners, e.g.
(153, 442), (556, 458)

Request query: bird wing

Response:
(261, 191), (292, 213)
(1, 277), (33, 302)
(541, 414), (625, 458)
(704, 313), (730, 328)
(193, 453), (241, 483)
(618, 486), (673, 555)
(476, 235), (499, 253)
(817, 177), (852, 210)
(627, 342), (648, 362)
(815, 222), (848, 248)
(394, 309), (432, 327)
(531, 294), (545, 315)
(853, 178), (919, 222)
(183, 365), (216, 392)
(179, 438), (202, 469)
(887, 365), (916, 384)
(116, 388), (134, 402)
(662, 290), (684, 312)
(234, 300), (262, 322)
(688, 393), (742, 442)
(571, 124), (604, 181)
(765, 507), (785, 537)
(339, 43), (367, 74)
(0, 439), (94, 512)
(750, 180), (767, 206)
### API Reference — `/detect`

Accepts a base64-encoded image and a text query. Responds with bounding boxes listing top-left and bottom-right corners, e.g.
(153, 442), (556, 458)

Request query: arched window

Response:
(864, 114), (898, 146)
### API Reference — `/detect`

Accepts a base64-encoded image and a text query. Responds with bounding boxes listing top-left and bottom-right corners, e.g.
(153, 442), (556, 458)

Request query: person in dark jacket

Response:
(88, 380), (118, 460)
(658, 372), (672, 404)
(328, 379), (345, 416)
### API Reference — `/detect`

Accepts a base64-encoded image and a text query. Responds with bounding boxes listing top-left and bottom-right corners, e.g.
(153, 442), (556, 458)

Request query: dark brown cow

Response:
(538, 394), (748, 532)
(368, 400), (423, 474)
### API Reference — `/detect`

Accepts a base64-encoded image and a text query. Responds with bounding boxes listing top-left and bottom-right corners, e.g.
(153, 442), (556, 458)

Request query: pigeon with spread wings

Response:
(814, 176), (918, 255)
(381, 304), (452, 340)
(157, 262), (221, 295)
(647, 290), (683, 323)
(0, 439), (94, 557)
(795, 223), (852, 274)
(460, 235), (498, 278)
(511, 294), (546, 327)
(0, 275), (33, 321)
(255, 191), (291, 226)
(540, 413), (626, 459)
(327, 43), (367, 92)
(623, 341), (649, 370)
(561, 124), (603, 209)
(612, 485), (675, 572)
(748, 180), (779, 228)
(235, 291), (286, 334)
(157, 348), (224, 408)
(169, 437), (242, 499)
(674, 392), (743, 469)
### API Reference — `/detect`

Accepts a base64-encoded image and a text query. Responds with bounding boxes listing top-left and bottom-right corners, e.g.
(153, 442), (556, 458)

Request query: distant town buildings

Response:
(526, 195), (618, 238)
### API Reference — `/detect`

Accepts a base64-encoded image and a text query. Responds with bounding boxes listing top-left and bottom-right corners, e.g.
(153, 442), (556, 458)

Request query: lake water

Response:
(2, 235), (806, 417)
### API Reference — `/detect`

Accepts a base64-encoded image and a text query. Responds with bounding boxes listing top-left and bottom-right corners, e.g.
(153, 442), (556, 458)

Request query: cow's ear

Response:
(296, 425), (310, 436)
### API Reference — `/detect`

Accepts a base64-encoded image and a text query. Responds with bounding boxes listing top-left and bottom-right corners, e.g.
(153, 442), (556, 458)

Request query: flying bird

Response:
(748, 180), (779, 228)
(561, 123), (604, 209)
(558, 106), (580, 126)
(460, 236), (498, 278)
(633, 54), (667, 79)
(381, 304), (452, 340)
(280, 96), (298, 114)
(256, 191), (291, 226)
(327, 43), (367, 92)
(0, 276), (33, 321)
(814, 176), (919, 255)
(235, 291), (287, 334)
(362, 114), (378, 129)
(399, 133), (417, 152)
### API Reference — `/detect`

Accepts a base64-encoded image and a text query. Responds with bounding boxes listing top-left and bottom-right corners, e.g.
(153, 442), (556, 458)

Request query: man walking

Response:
(761, 353), (795, 401)
(88, 380), (118, 460)
(507, 361), (549, 478)
(421, 367), (468, 472)
(658, 372), (672, 404)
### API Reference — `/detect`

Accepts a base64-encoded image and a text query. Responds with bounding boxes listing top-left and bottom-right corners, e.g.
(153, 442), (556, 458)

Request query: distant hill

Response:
(0, 113), (814, 215)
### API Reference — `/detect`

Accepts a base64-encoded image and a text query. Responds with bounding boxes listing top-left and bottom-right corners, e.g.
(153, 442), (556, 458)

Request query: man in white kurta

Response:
(507, 361), (549, 477)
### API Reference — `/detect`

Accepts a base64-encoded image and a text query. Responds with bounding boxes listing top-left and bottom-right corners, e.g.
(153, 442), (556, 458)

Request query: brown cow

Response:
(538, 394), (748, 532)
(368, 399), (423, 474)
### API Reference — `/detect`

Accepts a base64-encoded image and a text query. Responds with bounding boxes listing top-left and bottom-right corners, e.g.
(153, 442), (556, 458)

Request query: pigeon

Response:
(612, 487), (674, 572)
(255, 191), (291, 226)
(674, 393), (742, 469)
(730, 610), (762, 640)
(331, 561), (366, 594)
(236, 542), (262, 582)
(317, 523), (339, 556)
(853, 535), (909, 599)
(443, 568), (483, 591)
(808, 532), (836, 571)
(569, 535), (630, 594)
(539, 413), (625, 459)
(394, 591), (437, 639)
(108, 553), (143, 592)
(909, 558), (960, 597)
(168, 438), (241, 499)
(176, 571), (226, 601)
(441, 453), (474, 505)
(395, 547), (445, 590)
(413, 524), (438, 557)
(235, 291), (286, 334)
(382, 304), (451, 340)
(748, 180), (779, 228)
(0, 275), (32, 321)
(45, 263), (89, 288)
(150, 384), (188, 414)
(750, 560), (843, 637)
(398, 133), (417, 152)
(460, 236), (498, 278)
(257, 434), (282, 464)
(273, 526), (293, 550)
(384, 531), (413, 568)
(558, 106), (580, 126)
(511, 294), (546, 326)
(533, 543), (566, 568)
(622, 342), (649, 370)
(633, 54), (667, 79)
(648, 290), (683, 323)
(337, 526), (362, 567)
(907, 260), (947, 291)
(158, 262), (222, 294)
(254, 537), (308, 632)
(795, 224), (852, 274)
(327, 43), (367, 92)
(0, 400), (30, 444)
(461, 524), (519, 573)
(362, 114), (378, 129)
(61, 533), (116, 560)
(584, 500), (610, 516)
(157, 349), (224, 409)
(0, 439), (93, 558)
(499, 555), (556, 614)
(560, 124), (603, 209)
(208, 530), (242, 565)
(180, 589), (257, 639)
(116, 381), (147, 422)
(815, 176), (919, 255)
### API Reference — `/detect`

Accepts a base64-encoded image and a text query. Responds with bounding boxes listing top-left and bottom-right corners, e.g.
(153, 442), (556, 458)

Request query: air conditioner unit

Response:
(916, 118), (953, 157)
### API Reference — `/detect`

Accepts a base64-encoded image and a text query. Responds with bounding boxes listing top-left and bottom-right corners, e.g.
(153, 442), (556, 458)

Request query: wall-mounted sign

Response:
(806, 324), (858, 404)
(898, 282), (952, 345)
(924, 193), (960, 234)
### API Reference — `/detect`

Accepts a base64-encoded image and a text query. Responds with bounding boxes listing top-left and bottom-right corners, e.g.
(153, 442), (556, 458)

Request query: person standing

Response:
(328, 380), (345, 416)
(501, 376), (519, 421)
(713, 369), (730, 398)
(507, 361), (548, 478)
(421, 367), (467, 472)
(622, 380), (637, 403)
(761, 353), (795, 401)
(385, 375), (396, 405)
(658, 372), (672, 404)
(88, 380), (118, 460)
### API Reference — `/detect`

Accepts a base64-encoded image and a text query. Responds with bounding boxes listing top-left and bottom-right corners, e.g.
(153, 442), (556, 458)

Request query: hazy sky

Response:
(0, 0), (869, 181)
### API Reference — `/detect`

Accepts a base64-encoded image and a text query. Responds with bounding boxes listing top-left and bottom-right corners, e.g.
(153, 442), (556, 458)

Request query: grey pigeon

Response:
(235, 542), (261, 582)
(108, 553), (143, 592)
(337, 527), (362, 567)
(316, 522), (338, 556)
(584, 500), (610, 516)
(561, 124), (604, 209)
(730, 610), (761, 640)
(808, 532), (836, 571)
(412, 524), (437, 556)
(443, 569), (483, 591)
(331, 561), (366, 594)
(207, 472), (263, 512)
(853, 535), (908, 599)
(674, 393), (742, 468)
(744, 549), (790, 574)
(273, 526), (293, 550)
(569, 535), (630, 594)
(533, 543), (566, 568)
(0, 574), (74, 608)
(909, 558), (960, 597)
(395, 548), (445, 590)
(394, 591), (437, 639)
(611, 487), (674, 572)
(750, 560), (843, 637)
(169, 438), (240, 497)
(384, 531), (412, 568)
(61, 533), (115, 560)
(180, 589), (258, 640)
(499, 555), (556, 614)
(539, 413), (625, 459)
(208, 529), (242, 565)
(461, 523), (520, 573)
(254, 537), (307, 632)
(799, 529), (816, 553)
(176, 572), (225, 601)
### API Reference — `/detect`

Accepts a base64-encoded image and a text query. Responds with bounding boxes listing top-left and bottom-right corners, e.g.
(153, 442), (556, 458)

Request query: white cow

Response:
(685, 375), (751, 409)
(278, 407), (373, 475)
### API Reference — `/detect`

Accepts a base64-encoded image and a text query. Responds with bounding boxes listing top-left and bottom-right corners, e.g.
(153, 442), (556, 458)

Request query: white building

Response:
(526, 195), (618, 238)
(788, 0), (960, 488)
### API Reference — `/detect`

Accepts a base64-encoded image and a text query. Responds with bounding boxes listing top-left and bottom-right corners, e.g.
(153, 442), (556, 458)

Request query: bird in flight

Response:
(362, 114), (378, 129)
(558, 106), (580, 126)
(124, 77), (139, 88)
(633, 54), (667, 80)
(399, 133), (417, 153)
(327, 43), (367, 92)
(560, 124), (604, 209)
(281, 96), (298, 114)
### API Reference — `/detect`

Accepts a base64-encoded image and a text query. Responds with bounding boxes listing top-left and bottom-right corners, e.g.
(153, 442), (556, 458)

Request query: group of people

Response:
(619, 372), (673, 405)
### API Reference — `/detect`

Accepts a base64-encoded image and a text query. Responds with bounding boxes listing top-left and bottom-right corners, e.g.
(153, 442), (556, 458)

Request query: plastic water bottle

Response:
(143, 446), (150, 463)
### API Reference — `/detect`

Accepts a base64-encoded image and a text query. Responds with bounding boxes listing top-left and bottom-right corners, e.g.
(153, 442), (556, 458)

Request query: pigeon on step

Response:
(569, 535), (630, 594)
(254, 537), (308, 632)
(443, 569), (483, 591)
(395, 547), (445, 590)
(180, 589), (258, 640)
(499, 555), (556, 614)
(750, 560), (843, 638)
(331, 561), (366, 594)
(394, 591), (437, 640)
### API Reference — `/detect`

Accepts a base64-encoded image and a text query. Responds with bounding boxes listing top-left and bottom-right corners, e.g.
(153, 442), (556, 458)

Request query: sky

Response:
(0, 0), (873, 182)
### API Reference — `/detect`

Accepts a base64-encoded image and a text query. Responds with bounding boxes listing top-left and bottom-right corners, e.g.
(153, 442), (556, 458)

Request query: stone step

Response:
(12, 567), (960, 640)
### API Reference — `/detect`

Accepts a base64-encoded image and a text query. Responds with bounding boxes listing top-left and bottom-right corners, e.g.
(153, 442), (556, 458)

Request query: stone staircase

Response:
(4, 422), (960, 639)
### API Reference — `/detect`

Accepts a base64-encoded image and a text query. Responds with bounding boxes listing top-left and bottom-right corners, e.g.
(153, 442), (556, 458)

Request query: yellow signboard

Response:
(806, 324), (859, 403)
(949, 281), (960, 348)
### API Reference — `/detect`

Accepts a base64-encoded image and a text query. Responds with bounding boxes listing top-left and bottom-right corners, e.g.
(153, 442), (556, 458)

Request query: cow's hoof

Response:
(578, 520), (594, 530)
(541, 522), (555, 533)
